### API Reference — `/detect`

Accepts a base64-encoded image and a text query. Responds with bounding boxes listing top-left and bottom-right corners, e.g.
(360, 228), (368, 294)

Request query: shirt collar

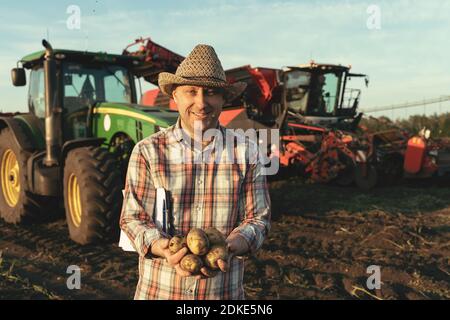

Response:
(172, 118), (184, 142)
(171, 117), (226, 148)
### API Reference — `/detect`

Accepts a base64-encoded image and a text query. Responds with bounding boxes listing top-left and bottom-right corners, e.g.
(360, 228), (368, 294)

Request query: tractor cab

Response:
(16, 48), (141, 141)
(283, 62), (369, 130)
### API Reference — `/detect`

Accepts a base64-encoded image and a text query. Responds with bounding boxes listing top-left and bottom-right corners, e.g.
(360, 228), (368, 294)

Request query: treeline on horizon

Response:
(2, 109), (450, 138)
(360, 112), (450, 138)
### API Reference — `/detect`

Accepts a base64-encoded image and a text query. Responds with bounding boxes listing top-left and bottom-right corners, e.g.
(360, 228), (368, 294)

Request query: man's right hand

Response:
(151, 238), (202, 279)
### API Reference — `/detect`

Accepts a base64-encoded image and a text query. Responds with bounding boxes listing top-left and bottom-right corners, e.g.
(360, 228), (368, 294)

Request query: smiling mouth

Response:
(191, 111), (211, 119)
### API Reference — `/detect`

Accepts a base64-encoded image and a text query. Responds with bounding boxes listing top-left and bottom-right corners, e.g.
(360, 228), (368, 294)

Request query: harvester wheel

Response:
(0, 127), (59, 224)
(354, 163), (378, 191)
(334, 151), (355, 186)
(335, 168), (354, 186)
(64, 146), (122, 245)
(379, 154), (404, 186)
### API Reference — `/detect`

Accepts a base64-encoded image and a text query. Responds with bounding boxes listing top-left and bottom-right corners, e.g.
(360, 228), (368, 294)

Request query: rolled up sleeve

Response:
(231, 157), (271, 255)
(119, 142), (165, 257)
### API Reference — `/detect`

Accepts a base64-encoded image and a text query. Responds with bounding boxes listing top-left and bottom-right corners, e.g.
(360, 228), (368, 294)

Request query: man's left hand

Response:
(216, 233), (249, 273)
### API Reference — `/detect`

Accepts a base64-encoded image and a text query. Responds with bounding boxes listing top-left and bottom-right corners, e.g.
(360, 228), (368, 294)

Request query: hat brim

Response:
(158, 72), (247, 102)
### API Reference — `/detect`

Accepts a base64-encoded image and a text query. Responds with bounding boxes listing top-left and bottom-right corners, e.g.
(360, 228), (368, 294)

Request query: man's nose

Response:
(193, 92), (207, 110)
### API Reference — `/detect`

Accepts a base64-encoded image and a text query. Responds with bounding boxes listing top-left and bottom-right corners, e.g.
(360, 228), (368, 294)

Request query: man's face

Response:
(172, 85), (225, 138)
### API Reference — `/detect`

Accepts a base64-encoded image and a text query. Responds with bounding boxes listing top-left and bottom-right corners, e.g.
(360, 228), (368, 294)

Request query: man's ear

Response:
(172, 87), (178, 104)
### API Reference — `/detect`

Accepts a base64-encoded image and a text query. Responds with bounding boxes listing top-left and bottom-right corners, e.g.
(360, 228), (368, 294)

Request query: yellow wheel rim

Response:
(1, 149), (20, 207)
(68, 173), (82, 228)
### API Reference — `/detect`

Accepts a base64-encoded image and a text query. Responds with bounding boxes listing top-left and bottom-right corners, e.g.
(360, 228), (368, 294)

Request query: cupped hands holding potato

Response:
(151, 227), (248, 279)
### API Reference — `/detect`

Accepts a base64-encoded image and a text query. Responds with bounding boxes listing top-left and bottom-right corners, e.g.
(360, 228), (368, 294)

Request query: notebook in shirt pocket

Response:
(148, 186), (175, 237)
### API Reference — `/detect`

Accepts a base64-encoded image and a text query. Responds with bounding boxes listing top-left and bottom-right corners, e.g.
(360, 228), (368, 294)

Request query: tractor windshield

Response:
(62, 63), (133, 113)
(285, 70), (341, 116)
(308, 72), (340, 116)
(285, 70), (310, 114)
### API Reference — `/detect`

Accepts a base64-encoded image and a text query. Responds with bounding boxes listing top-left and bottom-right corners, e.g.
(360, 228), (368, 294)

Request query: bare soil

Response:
(1, 179), (449, 300)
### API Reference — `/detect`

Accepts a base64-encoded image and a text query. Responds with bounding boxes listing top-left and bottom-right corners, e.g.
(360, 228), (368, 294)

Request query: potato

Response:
(204, 227), (226, 246)
(204, 245), (228, 270)
(180, 254), (203, 274)
(168, 235), (187, 254)
(186, 228), (210, 255)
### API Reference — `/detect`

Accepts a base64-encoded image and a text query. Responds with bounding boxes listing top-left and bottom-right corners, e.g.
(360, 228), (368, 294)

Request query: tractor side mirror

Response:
(11, 68), (26, 86)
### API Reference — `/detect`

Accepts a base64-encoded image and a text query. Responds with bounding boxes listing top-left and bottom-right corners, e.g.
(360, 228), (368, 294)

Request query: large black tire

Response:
(0, 127), (59, 224)
(335, 154), (356, 187)
(354, 163), (378, 191)
(63, 146), (122, 245)
(335, 168), (355, 187)
(378, 154), (404, 186)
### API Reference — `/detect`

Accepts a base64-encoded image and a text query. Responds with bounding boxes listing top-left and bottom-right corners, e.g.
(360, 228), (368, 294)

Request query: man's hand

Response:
(215, 233), (250, 273)
(199, 267), (219, 279)
(151, 238), (202, 280)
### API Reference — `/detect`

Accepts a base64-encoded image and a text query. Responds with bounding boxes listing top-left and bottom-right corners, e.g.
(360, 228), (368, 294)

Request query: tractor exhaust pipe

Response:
(42, 39), (62, 166)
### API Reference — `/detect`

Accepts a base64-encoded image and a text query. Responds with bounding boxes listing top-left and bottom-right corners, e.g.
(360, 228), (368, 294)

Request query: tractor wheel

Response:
(354, 163), (378, 191)
(379, 155), (404, 186)
(335, 168), (355, 186)
(0, 127), (59, 224)
(334, 151), (355, 187)
(63, 146), (122, 245)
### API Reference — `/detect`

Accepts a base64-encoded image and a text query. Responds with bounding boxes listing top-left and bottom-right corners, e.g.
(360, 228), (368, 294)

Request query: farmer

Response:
(119, 44), (271, 300)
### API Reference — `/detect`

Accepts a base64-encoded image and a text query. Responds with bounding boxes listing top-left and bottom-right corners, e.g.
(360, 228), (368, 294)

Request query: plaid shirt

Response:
(119, 120), (271, 300)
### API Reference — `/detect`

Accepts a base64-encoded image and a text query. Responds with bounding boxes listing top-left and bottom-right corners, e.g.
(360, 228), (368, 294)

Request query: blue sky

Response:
(1, 0), (449, 119)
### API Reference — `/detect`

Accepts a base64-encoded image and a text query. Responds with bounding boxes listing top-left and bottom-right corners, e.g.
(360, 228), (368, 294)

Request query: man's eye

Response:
(186, 90), (197, 95)
(206, 89), (219, 96)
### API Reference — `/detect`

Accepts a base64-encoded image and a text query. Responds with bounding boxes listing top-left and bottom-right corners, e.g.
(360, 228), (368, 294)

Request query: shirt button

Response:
(197, 206), (202, 212)
(198, 179), (203, 185)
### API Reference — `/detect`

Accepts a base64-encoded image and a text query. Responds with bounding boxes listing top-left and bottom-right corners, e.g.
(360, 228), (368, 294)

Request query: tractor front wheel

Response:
(63, 146), (122, 245)
(0, 127), (59, 224)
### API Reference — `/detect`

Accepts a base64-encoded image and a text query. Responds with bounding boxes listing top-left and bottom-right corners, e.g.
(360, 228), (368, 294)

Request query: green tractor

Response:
(0, 40), (178, 244)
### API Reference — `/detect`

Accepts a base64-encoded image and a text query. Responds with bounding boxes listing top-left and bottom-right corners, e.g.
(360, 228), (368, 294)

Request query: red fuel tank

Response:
(404, 136), (426, 174)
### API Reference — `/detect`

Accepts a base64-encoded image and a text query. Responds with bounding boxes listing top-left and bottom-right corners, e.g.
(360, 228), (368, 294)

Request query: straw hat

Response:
(158, 44), (246, 101)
